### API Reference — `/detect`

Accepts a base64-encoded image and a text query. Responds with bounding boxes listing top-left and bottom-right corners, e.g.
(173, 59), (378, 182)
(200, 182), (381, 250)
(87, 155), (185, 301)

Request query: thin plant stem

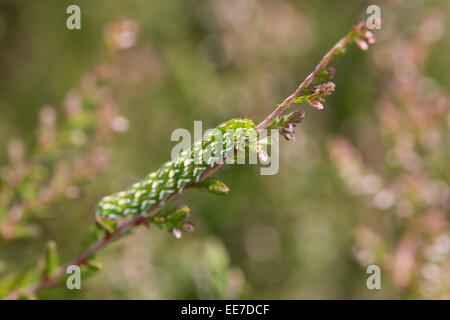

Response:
(3, 22), (372, 300)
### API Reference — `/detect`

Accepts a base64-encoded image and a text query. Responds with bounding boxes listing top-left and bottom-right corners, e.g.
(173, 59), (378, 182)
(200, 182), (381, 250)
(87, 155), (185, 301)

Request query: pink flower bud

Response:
(307, 98), (324, 110)
(171, 228), (182, 239)
(356, 39), (368, 51)
(183, 222), (194, 233)
(326, 67), (336, 77)
(258, 151), (269, 163)
(284, 123), (294, 133)
(364, 31), (376, 44)
(283, 132), (296, 141)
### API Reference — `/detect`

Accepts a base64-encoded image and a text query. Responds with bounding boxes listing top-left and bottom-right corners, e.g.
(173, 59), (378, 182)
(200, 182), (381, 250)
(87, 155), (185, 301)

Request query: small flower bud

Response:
(283, 132), (296, 141)
(171, 228), (182, 239)
(356, 39), (369, 51)
(284, 123), (294, 133)
(258, 151), (269, 163)
(183, 223), (195, 233)
(364, 31), (376, 44)
(315, 82), (335, 96)
(307, 98), (324, 110)
(326, 67), (336, 77)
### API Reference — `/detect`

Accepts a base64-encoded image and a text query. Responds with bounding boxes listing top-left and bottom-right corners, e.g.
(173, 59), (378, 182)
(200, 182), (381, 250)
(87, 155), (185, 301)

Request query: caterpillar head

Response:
(217, 118), (256, 133)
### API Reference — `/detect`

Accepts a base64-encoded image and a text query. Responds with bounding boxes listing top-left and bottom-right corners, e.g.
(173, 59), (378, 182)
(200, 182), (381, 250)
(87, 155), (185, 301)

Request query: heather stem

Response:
(3, 21), (374, 300)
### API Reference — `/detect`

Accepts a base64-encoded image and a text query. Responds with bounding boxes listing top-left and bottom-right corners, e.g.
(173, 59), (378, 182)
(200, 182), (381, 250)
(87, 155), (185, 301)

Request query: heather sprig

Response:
(266, 111), (305, 141)
(1, 21), (375, 300)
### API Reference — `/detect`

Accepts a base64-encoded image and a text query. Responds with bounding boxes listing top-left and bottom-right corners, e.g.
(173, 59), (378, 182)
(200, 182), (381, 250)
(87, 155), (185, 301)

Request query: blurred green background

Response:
(0, 0), (449, 299)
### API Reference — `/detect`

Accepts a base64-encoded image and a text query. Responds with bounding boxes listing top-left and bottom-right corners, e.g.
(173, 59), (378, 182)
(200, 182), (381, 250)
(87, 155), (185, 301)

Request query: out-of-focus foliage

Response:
(0, 0), (449, 299)
(329, 8), (450, 299)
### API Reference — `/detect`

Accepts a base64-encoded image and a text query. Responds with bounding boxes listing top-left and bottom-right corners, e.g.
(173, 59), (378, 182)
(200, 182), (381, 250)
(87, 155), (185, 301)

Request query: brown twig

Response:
(4, 22), (373, 300)
(256, 30), (352, 130)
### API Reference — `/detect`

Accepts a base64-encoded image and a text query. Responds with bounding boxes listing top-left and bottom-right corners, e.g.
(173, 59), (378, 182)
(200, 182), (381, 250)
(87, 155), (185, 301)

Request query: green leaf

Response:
(82, 226), (103, 250)
(166, 205), (191, 221)
(95, 217), (117, 234)
(83, 255), (102, 276)
(86, 256), (102, 271)
(198, 177), (230, 195)
(150, 205), (193, 236)
(44, 241), (60, 276)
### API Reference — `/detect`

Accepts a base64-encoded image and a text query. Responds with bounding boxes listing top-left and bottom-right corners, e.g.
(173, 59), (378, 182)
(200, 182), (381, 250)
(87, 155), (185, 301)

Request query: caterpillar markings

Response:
(95, 118), (257, 219)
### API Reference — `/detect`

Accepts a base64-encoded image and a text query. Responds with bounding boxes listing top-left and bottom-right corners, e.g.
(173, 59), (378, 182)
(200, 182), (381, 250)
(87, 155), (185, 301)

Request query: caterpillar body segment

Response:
(95, 118), (257, 219)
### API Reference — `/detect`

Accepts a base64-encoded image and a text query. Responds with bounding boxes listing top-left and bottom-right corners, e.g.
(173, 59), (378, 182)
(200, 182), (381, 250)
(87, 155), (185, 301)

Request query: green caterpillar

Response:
(95, 118), (257, 220)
